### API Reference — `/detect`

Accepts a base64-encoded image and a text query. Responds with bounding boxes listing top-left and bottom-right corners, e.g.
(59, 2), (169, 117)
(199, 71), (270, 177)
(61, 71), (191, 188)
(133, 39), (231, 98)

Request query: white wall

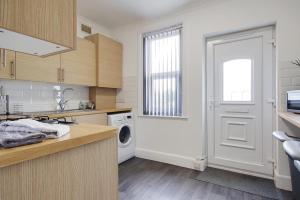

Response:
(77, 16), (112, 38)
(112, 0), (300, 190)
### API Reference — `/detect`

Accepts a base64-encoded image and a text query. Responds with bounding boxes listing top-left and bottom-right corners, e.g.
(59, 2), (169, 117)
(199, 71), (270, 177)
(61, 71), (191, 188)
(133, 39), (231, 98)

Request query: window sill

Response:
(138, 115), (188, 120)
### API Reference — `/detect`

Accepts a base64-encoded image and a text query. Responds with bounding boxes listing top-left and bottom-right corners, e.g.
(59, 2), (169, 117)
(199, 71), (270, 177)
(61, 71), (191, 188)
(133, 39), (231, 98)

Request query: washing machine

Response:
(108, 112), (135, 164)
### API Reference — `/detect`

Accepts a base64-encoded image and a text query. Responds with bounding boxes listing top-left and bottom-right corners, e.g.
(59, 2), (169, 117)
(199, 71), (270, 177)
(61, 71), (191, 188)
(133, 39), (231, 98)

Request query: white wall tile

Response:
(116, 76), (137, 109)
(0, 80), (89, 113)
(278, 64), (300, 111)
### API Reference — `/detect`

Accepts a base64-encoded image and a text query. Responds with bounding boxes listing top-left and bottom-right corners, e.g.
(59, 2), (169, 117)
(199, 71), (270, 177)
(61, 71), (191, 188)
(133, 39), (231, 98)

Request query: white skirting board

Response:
(274, 170), (292, 191)
(135, 148), (207, 171)
(135, 148), (293, 191)
(135, 149), (292, 191)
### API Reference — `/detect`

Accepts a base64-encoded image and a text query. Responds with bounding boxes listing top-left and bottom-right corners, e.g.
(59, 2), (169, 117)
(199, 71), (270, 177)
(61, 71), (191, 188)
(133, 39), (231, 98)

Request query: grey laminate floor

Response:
(119, 157), (292, 200)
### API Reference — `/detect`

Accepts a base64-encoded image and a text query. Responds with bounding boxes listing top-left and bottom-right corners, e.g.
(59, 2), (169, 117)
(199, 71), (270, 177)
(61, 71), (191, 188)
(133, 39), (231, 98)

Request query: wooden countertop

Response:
(278, 112), (300, 128)
(0, 124), (117, 168)
(0, 114), (29, 121)
(29, 108), (132, 119)
(0, 108), (132, 120)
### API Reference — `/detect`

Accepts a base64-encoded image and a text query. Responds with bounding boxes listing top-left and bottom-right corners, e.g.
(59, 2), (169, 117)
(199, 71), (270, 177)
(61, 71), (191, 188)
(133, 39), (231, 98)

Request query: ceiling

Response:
(78, 0), (202, 28)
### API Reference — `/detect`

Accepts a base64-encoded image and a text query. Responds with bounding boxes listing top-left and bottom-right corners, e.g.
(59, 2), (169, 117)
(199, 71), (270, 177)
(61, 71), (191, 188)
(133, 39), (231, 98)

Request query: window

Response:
(143, 25), (182, 117)
(223, 59), (252, 102)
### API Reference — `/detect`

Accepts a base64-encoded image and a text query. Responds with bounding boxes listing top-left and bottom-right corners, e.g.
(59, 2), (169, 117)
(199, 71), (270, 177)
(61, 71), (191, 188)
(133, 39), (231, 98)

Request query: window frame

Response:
(141, 24), (184, 118)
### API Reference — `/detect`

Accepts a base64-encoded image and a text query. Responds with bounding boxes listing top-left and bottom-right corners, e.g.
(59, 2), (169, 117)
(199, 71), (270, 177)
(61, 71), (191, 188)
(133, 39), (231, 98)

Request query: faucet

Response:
(57, 88), (74, 112)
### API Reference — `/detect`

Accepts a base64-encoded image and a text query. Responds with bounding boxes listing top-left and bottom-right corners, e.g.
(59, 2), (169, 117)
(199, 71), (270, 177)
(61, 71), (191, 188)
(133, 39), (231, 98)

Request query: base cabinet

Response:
(0, 136), (118, 200)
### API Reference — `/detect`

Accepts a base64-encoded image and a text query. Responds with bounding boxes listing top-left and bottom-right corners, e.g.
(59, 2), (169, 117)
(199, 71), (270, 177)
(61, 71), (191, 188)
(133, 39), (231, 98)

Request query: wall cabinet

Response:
(0, 35), (119, 89)
(14, 38), (96, 86)
(60, 38), (96, 86)
(0, 0), (77, 56)
(15, 53), (60, 83)
(0, 49), (16, 79)
(86, 33), (123, 88)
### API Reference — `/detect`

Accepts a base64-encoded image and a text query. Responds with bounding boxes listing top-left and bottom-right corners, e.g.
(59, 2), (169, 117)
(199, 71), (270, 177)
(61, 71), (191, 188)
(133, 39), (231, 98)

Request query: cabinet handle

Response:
(10, 61), (15, 78)
(0, 50), (1, 67)
(0, 49), (6, 68)
(57, 68), (61, 82)
(62, 69), (65, 82)
(3, 50), (6, 68)
(0, 49), (4, 68)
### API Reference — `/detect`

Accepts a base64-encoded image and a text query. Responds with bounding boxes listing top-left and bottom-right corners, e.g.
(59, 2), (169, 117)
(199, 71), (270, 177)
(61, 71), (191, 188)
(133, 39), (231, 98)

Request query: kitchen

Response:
(0, 0), (300, 200)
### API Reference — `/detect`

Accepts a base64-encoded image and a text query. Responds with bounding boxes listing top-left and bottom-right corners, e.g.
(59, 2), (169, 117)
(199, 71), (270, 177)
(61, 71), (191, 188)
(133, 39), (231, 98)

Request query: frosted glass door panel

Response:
(223, 59), (252, 102)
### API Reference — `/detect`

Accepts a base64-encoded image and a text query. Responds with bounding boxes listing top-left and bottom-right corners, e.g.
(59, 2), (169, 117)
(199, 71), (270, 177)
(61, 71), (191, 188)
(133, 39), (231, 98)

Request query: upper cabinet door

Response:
(86, 33), (123, 89)
(0, 49), (16, 79)
(61, 38), (97, 86)
(15, 52), (60, 83)
(0, 0), (76, 56)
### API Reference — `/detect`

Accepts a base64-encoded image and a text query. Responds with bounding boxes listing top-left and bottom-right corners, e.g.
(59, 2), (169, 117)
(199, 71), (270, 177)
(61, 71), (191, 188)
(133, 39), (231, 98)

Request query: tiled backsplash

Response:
(116, 76), (137, 111)
(0, 80), (89, 113)
(279, 61), (300, 111)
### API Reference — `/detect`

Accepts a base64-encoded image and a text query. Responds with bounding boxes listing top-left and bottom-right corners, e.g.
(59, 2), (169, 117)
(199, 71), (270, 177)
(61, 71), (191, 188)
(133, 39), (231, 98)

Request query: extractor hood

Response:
(0, 28), (70, 57)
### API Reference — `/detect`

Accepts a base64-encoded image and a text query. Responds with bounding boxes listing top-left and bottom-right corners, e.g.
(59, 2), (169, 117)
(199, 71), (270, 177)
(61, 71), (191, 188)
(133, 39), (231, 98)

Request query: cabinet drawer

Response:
(73, 113), (107, 125)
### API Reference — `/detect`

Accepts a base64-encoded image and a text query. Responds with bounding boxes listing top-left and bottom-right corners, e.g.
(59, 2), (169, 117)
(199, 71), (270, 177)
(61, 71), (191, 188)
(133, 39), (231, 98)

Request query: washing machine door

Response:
(118, 125), (132, 148)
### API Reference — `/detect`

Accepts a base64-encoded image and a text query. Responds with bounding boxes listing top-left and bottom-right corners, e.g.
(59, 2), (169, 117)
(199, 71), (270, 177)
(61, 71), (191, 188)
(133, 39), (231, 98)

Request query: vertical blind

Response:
(143, 25), (182, 117)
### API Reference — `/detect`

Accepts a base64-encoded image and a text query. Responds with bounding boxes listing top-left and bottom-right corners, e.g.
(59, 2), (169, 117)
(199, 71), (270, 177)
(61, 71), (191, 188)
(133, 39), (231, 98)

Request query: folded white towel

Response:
(44, 124), (70, 139)
(0, 119), (70, 138)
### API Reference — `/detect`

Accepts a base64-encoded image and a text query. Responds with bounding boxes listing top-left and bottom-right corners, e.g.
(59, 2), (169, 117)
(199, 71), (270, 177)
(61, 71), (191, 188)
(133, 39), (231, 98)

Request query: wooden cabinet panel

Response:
(89, 87), (116, 110)
(0, 0), (76, 54)
(86, 33), (123, 88)
(98, 35), (122, 88)
(0, 136), (118, 200)
(0, 49), (15, 79)
(61, 38), (96, 86)
(15, 53), (60, 83)
(73, 113), (107, 125)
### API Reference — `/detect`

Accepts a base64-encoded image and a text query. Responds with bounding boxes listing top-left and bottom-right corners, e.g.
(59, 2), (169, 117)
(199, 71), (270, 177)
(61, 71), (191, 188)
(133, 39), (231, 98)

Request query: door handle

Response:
(266, 99), (276, 108)
(208, 99), (215, 110)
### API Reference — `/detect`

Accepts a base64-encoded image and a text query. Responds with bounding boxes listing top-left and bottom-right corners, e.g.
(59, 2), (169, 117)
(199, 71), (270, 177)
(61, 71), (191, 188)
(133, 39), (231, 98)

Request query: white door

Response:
(207, 27), (275, 177)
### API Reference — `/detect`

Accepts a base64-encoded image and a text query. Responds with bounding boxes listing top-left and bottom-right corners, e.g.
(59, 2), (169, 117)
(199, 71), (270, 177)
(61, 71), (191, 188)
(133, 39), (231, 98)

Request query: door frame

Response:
(204, 25), (277, 179)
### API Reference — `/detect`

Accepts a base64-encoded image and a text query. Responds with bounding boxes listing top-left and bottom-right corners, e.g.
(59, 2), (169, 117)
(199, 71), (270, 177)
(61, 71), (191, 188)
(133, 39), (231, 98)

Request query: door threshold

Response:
(208, 163), (274, 180)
